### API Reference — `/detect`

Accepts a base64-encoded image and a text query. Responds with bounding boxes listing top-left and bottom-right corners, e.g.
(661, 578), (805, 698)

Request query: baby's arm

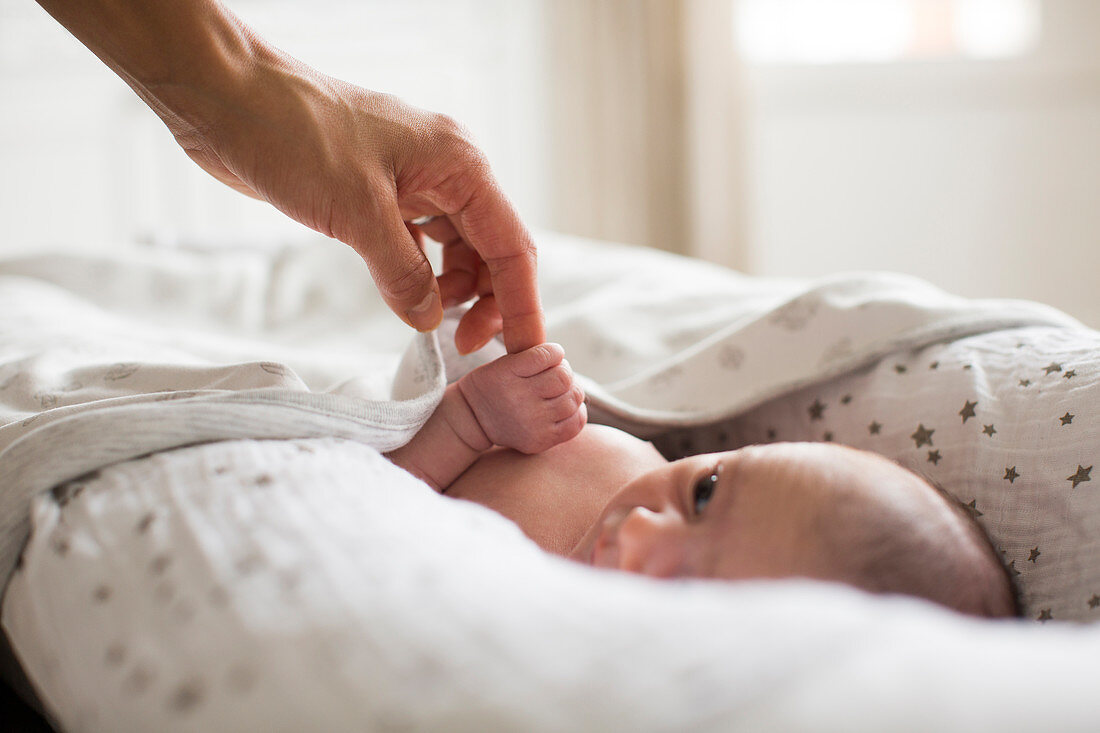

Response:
(386, 343), (587, 492)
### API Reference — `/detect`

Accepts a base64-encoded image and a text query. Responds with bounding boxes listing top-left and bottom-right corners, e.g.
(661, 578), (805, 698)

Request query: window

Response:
(735, 0), (1041, 65)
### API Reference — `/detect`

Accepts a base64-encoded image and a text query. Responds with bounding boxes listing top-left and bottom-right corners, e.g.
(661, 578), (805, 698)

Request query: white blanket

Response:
(2, 232), (1099, 731)
(5, 436), (1099, 733)
(534, 235), (1080, 429)
(0, 233), (1076, 590)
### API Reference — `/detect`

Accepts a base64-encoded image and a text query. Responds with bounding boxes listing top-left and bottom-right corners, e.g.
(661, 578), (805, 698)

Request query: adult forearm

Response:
(35, 0), (275, 136)
(37, 0), (544, 346)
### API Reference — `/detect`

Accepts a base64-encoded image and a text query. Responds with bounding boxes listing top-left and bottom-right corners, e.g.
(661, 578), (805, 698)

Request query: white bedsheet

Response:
(5, 437), (1099, 733)
(2, 232), (1099, 731)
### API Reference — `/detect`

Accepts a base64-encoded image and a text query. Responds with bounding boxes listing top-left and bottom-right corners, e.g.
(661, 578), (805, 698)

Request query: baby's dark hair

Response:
(925, 481), (1023, 617)
(835, 467), (1021, 619)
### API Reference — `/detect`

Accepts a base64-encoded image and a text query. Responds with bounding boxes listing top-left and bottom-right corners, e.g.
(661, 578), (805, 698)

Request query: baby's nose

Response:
(615, 507), (684, 578)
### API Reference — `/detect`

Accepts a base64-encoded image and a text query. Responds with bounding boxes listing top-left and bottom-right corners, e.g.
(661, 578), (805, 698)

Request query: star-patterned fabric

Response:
(651, 325), (1100, 623)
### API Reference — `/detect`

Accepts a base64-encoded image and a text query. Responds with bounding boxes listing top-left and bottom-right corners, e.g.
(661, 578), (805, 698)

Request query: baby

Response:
(387, 344), (1018, 618)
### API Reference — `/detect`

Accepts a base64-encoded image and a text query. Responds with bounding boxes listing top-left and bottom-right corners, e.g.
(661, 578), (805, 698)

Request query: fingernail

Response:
(411, 291), (437, 314)
(456, 335), (492, 356)
(406, 291), (442, 331)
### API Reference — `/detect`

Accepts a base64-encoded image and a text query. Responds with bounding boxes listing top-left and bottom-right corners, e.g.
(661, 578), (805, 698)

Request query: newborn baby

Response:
(387, 344), (1017, 618)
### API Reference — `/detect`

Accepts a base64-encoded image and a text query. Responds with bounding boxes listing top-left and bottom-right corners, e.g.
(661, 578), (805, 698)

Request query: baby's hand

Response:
(457, 343), (587, 454)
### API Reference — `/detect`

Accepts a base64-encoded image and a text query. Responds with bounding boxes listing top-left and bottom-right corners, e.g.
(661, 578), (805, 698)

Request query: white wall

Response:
(744, 0), (1100, 325)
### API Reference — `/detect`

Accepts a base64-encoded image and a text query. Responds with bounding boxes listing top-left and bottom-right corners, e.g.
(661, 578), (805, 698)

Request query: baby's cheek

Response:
(639, 539), (692, 579)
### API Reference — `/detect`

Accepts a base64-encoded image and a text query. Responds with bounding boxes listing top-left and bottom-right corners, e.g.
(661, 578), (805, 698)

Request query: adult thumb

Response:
(356, 194), (443, 332)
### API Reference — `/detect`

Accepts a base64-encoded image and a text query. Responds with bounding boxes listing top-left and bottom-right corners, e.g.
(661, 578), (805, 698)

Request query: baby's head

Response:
(570, 441), (1018, 618)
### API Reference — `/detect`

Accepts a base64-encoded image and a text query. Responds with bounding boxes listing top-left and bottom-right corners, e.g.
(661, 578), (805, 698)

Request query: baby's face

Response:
(569, 442), (942, 584)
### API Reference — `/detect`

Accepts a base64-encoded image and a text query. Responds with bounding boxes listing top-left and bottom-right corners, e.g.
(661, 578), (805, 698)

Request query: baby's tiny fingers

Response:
(509, 342), (566, 378)
(532, 361), (575, 399)
(551, 402), (588, 444)
(545, 384), (585, 421)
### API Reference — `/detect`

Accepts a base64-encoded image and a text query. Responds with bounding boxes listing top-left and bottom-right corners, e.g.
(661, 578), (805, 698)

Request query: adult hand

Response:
(179, 68), (546, 355)
(36, 0), (545, 355)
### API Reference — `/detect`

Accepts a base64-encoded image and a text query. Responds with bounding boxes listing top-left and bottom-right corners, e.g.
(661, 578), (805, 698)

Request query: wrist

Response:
(444, 383), (494, 454)
(386, 385), (491, 493)
(135, 7), (288, 141)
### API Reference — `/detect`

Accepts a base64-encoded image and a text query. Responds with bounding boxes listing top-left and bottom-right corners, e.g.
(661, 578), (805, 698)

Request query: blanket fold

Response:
(0, 233), (1082, 591)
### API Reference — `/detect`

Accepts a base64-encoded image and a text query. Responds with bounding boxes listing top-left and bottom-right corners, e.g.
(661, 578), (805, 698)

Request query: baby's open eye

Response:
(692, 471), (718, 515)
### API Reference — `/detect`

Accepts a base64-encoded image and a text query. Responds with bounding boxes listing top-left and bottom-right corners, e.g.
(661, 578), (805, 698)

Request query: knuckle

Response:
(431, 114), (483, 162)
(378, 256), (434, 303)
(530, 342), (564, 368)
(553, 416), (583, 442)
(555, 363), (575, 386)
(555, 398), (580, 421)
(372, 91), (403, 109)
(540, 367), (570, 395)
(431, 112), (466, 138)
(544, 342), (566, 362)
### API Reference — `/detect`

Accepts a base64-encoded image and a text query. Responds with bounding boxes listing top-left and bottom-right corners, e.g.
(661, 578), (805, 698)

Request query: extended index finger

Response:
(452, 183), (545, 354)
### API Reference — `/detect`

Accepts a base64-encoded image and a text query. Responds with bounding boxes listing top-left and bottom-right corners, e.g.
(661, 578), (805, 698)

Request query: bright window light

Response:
(954, 0), (1041, 58)
(735, 0), (1040, 64)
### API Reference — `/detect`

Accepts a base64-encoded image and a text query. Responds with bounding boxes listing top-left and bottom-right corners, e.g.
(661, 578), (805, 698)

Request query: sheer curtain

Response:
(539, 0), (751, 268)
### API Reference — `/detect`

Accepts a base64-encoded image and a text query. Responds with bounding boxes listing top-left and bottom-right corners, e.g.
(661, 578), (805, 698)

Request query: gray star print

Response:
(910, 424), (934, 448)
(1068, 465), (1093, 488)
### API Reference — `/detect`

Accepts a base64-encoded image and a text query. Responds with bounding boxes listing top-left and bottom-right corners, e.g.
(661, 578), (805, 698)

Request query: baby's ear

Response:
(508, 342), (566, 378)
